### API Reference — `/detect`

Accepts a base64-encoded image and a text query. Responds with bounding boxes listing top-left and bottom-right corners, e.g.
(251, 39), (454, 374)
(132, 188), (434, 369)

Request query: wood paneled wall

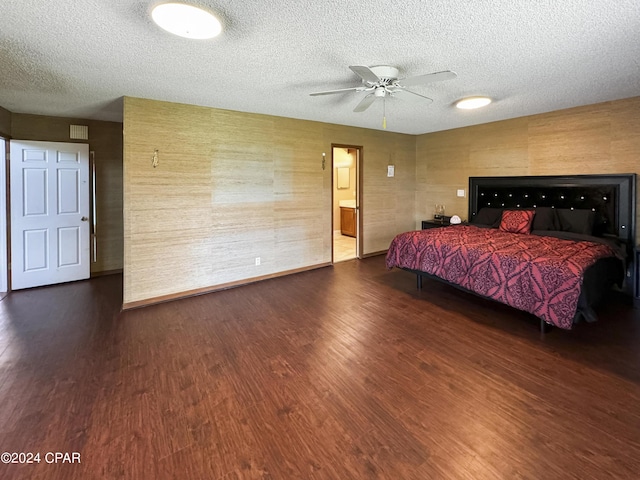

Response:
(11, 113), (123, 274)
(416, 97), (640, 241)
(0, 107), (10, 138)
(9, 95), (633, 305)
(123, 97), (415, 306)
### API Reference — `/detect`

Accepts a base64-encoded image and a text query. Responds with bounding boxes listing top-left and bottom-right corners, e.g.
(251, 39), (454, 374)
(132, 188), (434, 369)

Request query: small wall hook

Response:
(152, 149), (159, 168)
(322, 152), (326, 170)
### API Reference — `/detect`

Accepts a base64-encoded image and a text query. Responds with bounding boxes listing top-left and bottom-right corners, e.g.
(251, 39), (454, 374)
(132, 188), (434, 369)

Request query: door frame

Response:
(0, 138), (7, 292)
(331, 144), (363, 262)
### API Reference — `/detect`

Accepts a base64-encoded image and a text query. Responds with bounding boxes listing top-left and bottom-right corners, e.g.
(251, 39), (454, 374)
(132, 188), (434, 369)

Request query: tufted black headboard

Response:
(468, 174), (636, 246)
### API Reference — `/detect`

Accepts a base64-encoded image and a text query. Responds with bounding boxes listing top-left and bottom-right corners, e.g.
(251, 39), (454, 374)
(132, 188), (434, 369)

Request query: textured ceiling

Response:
(1, 0), (639, 135)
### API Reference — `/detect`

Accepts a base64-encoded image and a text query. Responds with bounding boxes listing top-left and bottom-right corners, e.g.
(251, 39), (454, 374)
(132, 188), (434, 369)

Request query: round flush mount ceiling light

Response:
(152, 3), (222, 39)
(455, 96), (492, 109)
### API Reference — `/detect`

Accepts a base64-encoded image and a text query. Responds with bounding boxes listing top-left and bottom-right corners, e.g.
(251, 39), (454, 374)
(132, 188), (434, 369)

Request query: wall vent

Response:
(70, 125), (88, 140)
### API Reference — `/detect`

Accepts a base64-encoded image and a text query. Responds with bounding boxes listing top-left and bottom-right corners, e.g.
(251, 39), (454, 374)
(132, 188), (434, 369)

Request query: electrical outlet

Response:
(255, 257), (261, 266)
(457, 189), (466, 197)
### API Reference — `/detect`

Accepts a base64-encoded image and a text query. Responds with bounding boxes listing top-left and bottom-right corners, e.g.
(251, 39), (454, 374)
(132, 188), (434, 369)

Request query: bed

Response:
(386, 174), (637, 330)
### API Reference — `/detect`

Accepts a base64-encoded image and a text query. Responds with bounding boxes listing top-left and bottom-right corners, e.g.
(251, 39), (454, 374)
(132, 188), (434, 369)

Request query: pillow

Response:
(532, 230), (625, 258)
(556, 209), (596, 235)
(499, 210), (535, 234)
(532, 207), (559, 231)
(472, 207), (503, 228)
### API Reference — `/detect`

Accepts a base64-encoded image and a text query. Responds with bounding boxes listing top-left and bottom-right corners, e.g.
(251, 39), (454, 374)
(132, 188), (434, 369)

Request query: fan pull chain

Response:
(383, 97), (387, 129)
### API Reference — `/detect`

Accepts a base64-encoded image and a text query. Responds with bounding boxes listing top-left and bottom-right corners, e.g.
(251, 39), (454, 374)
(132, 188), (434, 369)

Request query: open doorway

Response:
(332, 145), (361, 263)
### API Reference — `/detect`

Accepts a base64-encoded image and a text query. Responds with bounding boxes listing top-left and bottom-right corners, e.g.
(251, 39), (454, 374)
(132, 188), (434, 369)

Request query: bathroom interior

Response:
(333, 147), (358, 262)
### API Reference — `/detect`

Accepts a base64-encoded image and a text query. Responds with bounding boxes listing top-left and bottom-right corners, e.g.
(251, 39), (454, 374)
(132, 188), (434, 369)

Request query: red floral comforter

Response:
(385, 225), (619, 329)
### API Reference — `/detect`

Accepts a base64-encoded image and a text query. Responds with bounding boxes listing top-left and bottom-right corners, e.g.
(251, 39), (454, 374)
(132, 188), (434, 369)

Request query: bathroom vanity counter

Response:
(340, 206), (356, 237)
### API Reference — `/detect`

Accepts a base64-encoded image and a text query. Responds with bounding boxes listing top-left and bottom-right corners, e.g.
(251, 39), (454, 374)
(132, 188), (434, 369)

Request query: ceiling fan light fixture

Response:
(455, 96), (492, 109)
(152, 3), (222, 39)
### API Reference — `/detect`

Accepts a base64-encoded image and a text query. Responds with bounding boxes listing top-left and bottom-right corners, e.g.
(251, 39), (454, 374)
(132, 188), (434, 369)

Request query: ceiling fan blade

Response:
(392, 88), (433, 103)
(309, 87), (364, 96)
(397, 70), (457, 87)
(349, 65), (380, 84)
(353, 94), (376, 112)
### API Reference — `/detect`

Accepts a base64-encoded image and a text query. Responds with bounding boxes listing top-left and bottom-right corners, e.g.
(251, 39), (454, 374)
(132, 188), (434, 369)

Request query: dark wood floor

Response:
(1, 255), (639, 480)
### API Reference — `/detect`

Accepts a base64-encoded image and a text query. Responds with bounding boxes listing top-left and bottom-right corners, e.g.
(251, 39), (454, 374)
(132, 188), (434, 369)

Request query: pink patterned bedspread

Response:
(385, 225), (619, 329)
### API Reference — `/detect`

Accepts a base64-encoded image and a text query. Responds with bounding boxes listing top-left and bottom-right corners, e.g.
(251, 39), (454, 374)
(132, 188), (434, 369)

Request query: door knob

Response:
(81, 216), (88, 221)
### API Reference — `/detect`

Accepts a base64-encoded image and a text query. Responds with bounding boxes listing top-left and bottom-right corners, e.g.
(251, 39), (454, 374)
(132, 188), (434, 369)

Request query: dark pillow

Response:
(472, 207), (503, 227)
(499, 210), (535, 234)
(532, 230), (625, 258)
(532, 207), (559, 231)
(556, 209), (596, 235)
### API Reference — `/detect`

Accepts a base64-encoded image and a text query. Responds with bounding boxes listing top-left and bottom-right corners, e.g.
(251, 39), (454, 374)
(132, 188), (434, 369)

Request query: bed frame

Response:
(413, 174), (637, 331)
(469, 174), (636, 295)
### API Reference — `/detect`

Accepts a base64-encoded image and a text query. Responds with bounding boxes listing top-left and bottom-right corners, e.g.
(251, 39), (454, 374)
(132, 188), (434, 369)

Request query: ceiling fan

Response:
(310, 65), (456, 128)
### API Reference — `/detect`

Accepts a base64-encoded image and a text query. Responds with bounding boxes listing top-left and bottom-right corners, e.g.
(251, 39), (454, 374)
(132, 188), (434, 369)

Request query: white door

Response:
(10, 140), (90, 290)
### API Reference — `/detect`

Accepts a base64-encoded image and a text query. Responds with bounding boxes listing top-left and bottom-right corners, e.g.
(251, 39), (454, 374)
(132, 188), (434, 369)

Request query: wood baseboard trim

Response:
(91, 269), (123, 278)
(362, 250), (388, 258)
(122, 262), (333, 310)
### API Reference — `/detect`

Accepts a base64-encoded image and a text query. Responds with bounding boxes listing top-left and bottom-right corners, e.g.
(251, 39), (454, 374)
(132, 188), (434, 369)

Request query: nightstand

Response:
(422, 216), (464, 230)
(422, 219), (450, 229)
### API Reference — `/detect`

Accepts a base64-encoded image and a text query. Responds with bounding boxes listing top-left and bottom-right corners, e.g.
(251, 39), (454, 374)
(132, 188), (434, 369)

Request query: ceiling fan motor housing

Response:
(366, 66), (400, 85)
